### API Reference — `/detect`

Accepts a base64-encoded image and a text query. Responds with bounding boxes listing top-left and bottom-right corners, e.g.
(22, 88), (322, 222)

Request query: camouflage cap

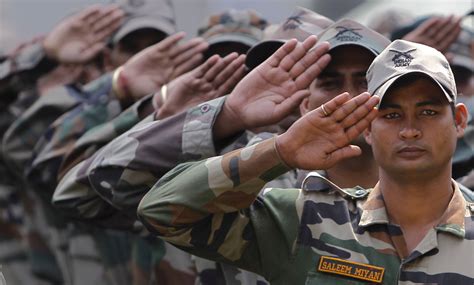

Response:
(112, 0), (177, 44)
(367, 40), (457, 105)
(318, 19), (390, 56)
(448, 27), (474, 71)
(198, 9), (268, 50)
(245, 7), (334, 70)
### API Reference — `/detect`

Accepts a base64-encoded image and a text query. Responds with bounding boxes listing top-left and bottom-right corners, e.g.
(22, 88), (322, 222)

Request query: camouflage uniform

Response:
(137, 137), (474, 285)
(0, 41), (66, 285)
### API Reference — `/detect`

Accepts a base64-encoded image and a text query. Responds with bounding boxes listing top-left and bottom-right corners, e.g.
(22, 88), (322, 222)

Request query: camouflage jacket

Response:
(2, 73), (112, 178)
(0, 40), (57, 106)
(24, 82), (148, 202)
(137, 137), (474, 285)
(53, 97), (227, 227)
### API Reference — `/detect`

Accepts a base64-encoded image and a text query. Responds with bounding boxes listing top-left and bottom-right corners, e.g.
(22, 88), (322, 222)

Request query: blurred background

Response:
(1, 0), (473, 54)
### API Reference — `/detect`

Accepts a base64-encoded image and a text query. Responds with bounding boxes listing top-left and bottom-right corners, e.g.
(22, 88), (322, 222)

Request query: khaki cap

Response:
(367, 39), (457, 105)
(198, 9), (268, 49)
(245, 7), (333, 70)
(113, 0), (177, 44)
(318, 19), (390, 56)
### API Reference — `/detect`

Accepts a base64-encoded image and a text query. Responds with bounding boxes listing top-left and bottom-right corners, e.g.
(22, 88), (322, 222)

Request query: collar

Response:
(359, 180), (467, 238)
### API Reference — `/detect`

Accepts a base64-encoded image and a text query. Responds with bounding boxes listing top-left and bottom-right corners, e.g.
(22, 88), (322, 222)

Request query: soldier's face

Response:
(301, 45), (374, 114)
(365, 75), (468, 179)
(301, 45), (374, 146)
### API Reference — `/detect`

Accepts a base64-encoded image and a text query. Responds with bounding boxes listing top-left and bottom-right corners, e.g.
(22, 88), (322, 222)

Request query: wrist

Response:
(112, 66), (134, 107)
(213, 99), (245, 140)
(274, 133), (296, 169)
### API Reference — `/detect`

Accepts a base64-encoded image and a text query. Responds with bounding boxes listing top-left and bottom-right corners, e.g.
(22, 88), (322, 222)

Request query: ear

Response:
(101, 47), (115, 72)
(299, 97), (310, 116)
(454, 103), (469, 138)
(364, 123), (373, 146)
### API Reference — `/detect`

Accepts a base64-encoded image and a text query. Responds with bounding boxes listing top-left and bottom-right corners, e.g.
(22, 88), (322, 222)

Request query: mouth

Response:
(396, 146), (427, 158)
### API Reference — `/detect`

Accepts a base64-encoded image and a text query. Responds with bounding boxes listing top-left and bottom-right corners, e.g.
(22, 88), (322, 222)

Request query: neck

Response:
(326, 149), (378, 189)
(378, 166), (454, 227)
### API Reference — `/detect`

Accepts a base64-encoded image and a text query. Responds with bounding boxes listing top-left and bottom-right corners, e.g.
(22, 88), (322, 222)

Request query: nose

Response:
(399, 120), (421, 140)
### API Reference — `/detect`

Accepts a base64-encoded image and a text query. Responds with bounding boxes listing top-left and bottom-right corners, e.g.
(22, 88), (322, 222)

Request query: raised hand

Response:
(214, 36), (331, 139)
(276, 92), (379, 170)
(402, 15), (462, 53)
(116, 33), (209, 102)
(43, 4), (124, 63)
(155, 53), (246, 119)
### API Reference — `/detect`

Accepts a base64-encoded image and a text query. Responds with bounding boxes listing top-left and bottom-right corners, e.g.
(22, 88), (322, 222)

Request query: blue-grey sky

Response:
(0, 0), (472, 54)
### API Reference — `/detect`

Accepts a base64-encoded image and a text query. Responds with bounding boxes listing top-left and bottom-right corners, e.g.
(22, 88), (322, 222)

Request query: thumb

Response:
(274, 90), (310, 120)
(327, 145), (362, 165)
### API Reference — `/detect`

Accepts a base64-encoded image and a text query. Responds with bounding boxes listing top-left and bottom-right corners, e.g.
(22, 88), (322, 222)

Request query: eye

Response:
(420, 109), (437, 116)
(383, 112), (400, 119)
(317, 80), (339, 91)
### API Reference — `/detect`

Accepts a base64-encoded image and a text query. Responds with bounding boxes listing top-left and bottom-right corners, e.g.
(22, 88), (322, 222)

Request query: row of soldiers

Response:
(0, 0), (473, 284)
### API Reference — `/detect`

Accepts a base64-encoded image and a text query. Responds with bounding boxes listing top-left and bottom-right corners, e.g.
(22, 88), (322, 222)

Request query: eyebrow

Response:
(318, 71), (367, 79)
(380, 100), (444, 109)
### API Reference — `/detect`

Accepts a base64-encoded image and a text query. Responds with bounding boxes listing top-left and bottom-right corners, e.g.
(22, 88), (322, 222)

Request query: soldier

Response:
(137, 39), (474, 284)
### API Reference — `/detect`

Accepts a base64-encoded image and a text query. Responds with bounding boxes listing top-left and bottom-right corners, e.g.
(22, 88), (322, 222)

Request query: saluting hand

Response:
(276, 92), (379, 170)
(215, 36), (331, 139)
(117, 32), (209, 102)
(402, 15), (462, 54)
(43, 4), (124, 63)
(155, 52), (246, 119)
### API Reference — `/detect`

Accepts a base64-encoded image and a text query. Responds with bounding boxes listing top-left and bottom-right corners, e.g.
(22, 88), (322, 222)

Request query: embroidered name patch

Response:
(318, 256), (385, 283)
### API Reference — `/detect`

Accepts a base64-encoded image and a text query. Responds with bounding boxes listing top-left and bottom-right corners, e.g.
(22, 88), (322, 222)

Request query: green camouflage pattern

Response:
(53, 97), (226, 224)
(2, 73), (112, 178)
(0, 40), (57, 106)
(137, 137), (474, 285)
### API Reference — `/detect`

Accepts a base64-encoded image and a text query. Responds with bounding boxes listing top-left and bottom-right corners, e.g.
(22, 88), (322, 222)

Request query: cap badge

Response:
(389, 49), (416, 67)
(333, 26), (362, 42)
(282, 12), (305, 30)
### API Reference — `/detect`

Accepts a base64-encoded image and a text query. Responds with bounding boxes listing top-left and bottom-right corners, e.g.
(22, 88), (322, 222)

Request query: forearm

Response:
(137, 137), (290, 237)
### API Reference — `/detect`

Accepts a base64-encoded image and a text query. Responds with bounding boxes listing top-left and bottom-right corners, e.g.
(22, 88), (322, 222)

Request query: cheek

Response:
(308, 91), (337, 110)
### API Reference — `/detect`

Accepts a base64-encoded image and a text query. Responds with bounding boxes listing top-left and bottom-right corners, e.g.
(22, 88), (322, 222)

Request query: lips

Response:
(396, 146), (426, 158)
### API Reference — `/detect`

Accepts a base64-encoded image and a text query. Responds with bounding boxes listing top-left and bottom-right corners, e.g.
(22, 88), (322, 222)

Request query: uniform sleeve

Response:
(0, 41), (57, 105)
(137, 138), (300, 277)
(58, 95), (154, 179)
(81, 97), (227, 217)
(53, 97), (227, 222)
(2, 73), (112, 177)
(25, 83), (129, 198)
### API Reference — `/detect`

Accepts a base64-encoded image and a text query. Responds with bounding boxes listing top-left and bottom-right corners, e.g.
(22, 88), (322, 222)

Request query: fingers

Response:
(344, 103), (378, 140)
(92, 7), (124, 41)
(193, 55), (220, 78)
(78, 4), (103, 24)
(172, 53), (204, 78)
(265, 39), (298, 68)
(79, 42), (106, 60)
(216, 55), (247, 95)
(325, 92), (375, 122)
(434, 16), (462, 52)
(279, 36), (318, 72)
(316, 92), (352, 117)
(339, 94), (379, 128)
(274, 90), (311, 120)
(155, 32), (186, 52)
(203, 52), (239, 82)
(171, 39), (209, 66)
(290, 41), (330, 81)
